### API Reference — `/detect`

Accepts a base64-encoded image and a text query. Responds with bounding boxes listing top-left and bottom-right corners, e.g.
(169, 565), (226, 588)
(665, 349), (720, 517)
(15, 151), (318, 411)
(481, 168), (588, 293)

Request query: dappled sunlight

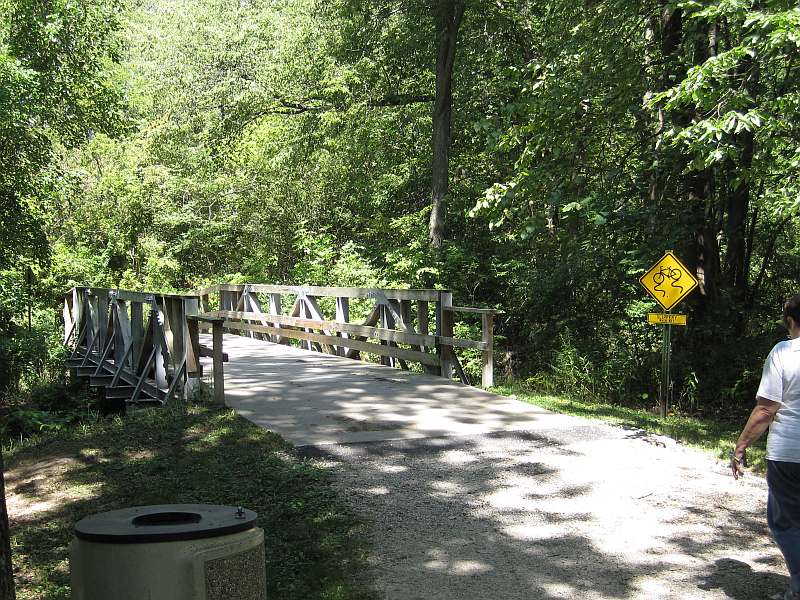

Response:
(378, 464), (407, 473)
(423, 548), (494, 575)
(7, 405), (373, 600)
(301, 423), (790, 599)
(440, 449), (478, 465)
(428, 479), (467, 497)
(202, 333), (573, 446)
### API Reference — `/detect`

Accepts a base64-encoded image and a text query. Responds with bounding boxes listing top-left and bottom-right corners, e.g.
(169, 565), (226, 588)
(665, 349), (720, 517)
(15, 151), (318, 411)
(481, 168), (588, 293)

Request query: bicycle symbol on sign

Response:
(652, 266), (684, 298)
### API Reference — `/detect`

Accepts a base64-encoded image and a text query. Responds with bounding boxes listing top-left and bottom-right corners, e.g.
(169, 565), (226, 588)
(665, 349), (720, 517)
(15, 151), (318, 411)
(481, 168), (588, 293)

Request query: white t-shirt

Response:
(762, 337), (800, 462)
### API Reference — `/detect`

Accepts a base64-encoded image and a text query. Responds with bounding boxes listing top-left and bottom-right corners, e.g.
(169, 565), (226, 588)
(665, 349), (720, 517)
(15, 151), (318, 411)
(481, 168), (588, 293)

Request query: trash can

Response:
(70, 504), (266, 600)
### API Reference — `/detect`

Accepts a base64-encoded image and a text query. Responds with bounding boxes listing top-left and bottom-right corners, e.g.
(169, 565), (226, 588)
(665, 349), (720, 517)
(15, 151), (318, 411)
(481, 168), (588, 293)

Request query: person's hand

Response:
(731, 448), (747, 480)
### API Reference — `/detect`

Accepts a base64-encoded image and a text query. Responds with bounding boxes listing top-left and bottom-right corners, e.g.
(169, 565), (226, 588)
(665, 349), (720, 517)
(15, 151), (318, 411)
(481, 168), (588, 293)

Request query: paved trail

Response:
(207, 335), (786, 598)
(299, 421), (785, 600)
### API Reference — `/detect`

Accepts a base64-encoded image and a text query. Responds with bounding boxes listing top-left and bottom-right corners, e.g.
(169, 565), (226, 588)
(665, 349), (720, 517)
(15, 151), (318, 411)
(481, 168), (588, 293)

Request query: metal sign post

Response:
(660, 321), (672, 418)
(639, 251), (698, 418)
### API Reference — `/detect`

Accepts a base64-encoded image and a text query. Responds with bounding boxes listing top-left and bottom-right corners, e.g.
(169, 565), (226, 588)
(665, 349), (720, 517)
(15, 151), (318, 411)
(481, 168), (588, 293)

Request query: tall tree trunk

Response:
(724, 56), (759, 298)
(690, 22), (720, 307)
(0, 448), (15, 600)
(429, 0), (465, 249)
(645, 5), (683, 233)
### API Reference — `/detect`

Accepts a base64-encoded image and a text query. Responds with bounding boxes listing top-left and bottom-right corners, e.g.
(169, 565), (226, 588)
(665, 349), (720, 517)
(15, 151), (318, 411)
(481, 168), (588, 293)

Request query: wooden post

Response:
(186, 316), (202, 379)
(97, 293), (108, 351)
(335, 297), (349, 356)
(437, 292), (454, 379)
(131, 302), (144, 374)
(481, 312), (495, 388)
(269, 293), (286, 344)
(379, 305), (391, 366)
(212, 319), (225, 406)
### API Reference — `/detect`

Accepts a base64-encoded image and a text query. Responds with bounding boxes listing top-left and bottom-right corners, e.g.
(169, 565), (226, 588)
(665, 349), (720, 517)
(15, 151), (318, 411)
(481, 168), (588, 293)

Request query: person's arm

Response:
(731, 396), (781, 479)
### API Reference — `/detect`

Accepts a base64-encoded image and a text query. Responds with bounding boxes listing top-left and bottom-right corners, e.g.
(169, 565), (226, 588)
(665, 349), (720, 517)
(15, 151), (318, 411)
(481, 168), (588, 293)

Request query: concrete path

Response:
(204, 333), (576, 446)
(204, 334), (788, 599)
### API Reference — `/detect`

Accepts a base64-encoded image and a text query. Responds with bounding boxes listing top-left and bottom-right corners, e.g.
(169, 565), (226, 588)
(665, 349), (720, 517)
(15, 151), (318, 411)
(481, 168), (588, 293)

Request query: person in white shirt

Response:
(732, 293), (800, 600)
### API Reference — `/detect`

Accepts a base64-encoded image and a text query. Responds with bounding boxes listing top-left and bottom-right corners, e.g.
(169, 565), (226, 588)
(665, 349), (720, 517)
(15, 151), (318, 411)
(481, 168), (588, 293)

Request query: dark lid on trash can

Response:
(74, 504), (257, 544)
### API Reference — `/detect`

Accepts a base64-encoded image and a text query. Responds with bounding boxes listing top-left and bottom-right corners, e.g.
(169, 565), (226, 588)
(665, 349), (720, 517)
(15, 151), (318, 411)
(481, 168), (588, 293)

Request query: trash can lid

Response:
(74, 504), (258, 544)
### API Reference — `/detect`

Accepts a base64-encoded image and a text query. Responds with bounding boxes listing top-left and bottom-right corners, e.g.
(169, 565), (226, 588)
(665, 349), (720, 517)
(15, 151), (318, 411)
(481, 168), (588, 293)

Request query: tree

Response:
(429, 0), (465, 248)
(0, 0), (125, 594)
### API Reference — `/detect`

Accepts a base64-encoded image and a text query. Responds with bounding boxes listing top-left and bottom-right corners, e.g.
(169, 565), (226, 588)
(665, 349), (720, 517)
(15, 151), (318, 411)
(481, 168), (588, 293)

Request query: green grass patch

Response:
(492, 383), (765, 472)
(6, 403), (376, 600)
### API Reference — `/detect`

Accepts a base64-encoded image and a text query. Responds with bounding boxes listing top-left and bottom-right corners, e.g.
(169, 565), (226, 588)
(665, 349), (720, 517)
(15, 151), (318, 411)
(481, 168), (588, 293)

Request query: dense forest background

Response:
(2, 0), (799, 430)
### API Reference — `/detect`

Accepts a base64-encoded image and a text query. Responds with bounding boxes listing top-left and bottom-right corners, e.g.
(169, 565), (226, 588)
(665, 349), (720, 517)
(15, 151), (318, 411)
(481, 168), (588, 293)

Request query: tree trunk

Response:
(0, 448), (15, 600)
(689, 22), (720, 307)
(724, 55), (758, 298)
(645, 5), (683, 232)
(429, 0), (465, 249)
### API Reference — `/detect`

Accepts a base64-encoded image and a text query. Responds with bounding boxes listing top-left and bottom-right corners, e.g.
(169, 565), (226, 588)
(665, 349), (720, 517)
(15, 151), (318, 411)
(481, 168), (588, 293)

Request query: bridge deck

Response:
(202, 333), (576, 446)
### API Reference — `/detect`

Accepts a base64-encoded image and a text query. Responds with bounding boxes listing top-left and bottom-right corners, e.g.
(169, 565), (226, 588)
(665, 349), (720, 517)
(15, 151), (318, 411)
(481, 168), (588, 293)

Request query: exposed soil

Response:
(301, 417), (787, 600)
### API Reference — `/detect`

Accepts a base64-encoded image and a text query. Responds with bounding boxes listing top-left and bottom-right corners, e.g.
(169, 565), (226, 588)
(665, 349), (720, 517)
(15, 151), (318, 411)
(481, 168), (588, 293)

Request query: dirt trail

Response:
(301, 418), (786, 600)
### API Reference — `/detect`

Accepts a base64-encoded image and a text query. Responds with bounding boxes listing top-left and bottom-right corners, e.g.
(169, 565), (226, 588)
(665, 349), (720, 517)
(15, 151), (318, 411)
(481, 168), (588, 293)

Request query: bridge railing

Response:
(193, 283), (501, 388)
(63, 287), (200, 404)
(63, 283), (502, 407)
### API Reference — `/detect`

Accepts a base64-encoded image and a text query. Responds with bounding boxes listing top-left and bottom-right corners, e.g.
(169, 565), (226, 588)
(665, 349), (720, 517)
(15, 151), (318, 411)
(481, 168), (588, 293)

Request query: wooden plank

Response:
(242, 284), (441, 302)
(269, 293), (287, 344)
(131, 302), (144, 375)
(380, 305), (392, 366)
(89, 375), (114, 386)
(335, 297), (350, 356)
(400, 301), (412, 333)
(212, 310), (438, 347)
(194, 285), (220, 297)
(88, 289), (195, 304)
(447, 306), (505, 315)
(222, 320), (441, 367)
(212, 320), (225, 406)
(112, 300), (128, 367)
(105, 386), (136, 399)
(482, 312), (495, 388)
(186, 317), (202, 378)
(417, 300), (430, 367)
(438, 292), (454, 379)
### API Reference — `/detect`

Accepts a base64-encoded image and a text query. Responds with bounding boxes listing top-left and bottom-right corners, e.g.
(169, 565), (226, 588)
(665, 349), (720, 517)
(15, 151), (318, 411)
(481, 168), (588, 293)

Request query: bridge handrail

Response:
(195, 283), (441, 302)
(63, 283), (502, 408)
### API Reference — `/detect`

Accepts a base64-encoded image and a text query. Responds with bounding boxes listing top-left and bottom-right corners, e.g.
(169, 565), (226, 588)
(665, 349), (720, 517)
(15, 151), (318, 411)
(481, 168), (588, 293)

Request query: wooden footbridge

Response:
(64, 283), (567, 445)
(63, 284), (502, 409)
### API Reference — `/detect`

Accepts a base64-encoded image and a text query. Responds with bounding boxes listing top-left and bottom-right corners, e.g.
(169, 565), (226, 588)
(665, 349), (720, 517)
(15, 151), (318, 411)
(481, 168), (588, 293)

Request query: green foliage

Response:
(5, 0), (800, 415)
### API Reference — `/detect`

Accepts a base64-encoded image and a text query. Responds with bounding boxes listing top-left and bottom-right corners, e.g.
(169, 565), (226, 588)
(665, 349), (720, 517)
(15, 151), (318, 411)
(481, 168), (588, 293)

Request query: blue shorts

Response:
(767, 460), (800, 593)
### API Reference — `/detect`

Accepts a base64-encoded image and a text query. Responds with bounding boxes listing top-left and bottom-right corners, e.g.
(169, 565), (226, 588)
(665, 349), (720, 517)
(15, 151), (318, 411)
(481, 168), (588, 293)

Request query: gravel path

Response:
(299, 417), (787, 600)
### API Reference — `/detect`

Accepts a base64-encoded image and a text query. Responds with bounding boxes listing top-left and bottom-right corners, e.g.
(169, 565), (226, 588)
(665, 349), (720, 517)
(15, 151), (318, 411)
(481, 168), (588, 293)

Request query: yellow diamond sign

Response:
(639, 251), (698, 311)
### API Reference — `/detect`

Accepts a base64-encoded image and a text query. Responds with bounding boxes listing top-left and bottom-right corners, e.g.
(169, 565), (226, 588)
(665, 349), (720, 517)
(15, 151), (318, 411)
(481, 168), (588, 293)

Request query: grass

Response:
(6, 402), (376, 600)
(491, 382), (766, 472)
